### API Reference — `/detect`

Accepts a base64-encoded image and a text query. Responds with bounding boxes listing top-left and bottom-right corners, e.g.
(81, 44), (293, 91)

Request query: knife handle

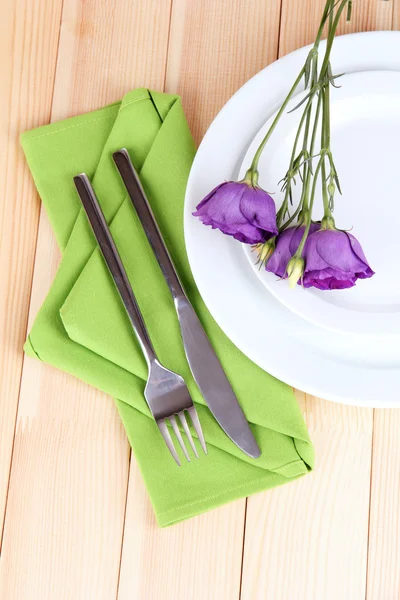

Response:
(113, 149), (185, 303)
(73, 174), (157, 368)
(112, 151), (261, 459)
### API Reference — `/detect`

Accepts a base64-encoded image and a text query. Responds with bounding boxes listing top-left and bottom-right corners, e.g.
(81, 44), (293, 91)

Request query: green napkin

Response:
(21, 88), (314, 527)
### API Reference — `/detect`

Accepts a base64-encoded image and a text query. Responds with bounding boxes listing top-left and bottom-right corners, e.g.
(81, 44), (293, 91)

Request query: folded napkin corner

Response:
(21, 87), (314, 526)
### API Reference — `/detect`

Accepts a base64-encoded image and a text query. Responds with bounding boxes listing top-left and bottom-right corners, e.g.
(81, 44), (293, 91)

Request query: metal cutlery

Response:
(113, 149), (261, 459)
(74, 173), (207, 466)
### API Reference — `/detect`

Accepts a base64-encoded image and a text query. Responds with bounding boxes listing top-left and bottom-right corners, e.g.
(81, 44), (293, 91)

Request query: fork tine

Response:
(178, 411), (199, 458)
(187, 406), (207, 455)
(157, 419), (181, 466)
(169, 415), (190, 462)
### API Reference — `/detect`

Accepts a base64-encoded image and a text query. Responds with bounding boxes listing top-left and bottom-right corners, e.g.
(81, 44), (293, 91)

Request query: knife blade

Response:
(113, 148), (261, 459)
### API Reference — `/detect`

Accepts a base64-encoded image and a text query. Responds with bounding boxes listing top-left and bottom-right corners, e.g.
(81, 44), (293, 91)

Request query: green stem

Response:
(288, 96), (314, 170)
(321, 84), (331, 216)
(279, 202), (303, 231)
(295, 153), (326, 256)
(309, 153), (327, 219)
(316, 0), (336, 45)
(319, 0), (350, 77)
(294, 0), (350, 247)
(323, 80), (331, 149)
(248, 67), (305, 176)
(277, 0), (344, 232)
(301, 100), (312, 170)
(248, 0), (339, 178)
(256, 0), (350, 242)
(310, 91), (323, 155)
(276, 95), (315, 227)
(299, 90), (323, 213)
(277, 187), (291, 228)
(329, 0), (335, 29)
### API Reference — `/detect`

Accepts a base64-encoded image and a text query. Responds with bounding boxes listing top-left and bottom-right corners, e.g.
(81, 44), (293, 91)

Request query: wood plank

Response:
(240, 1), (392, 597)
(279, 0), (393, 56)
(0, 1), (173, 599)
(0, 365), (130, 600)
(118, 461), (245, 600)
(165, 0), (282, 144)
(366, 409), (400, 599)
(117, 2), (282, 599)
(0, 0), (63, 545)
(366, 9), (400, 596)
(241, 393), (373, 600)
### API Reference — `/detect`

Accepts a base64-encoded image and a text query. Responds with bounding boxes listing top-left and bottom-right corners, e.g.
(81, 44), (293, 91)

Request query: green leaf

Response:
(347, 0), (353, 23)
(287, 88), (315, 113)
(304, 47), (318, 89)
(327, 64), (345, 88)
(334, 172), (342, 195)
(304, 62), (311, 89)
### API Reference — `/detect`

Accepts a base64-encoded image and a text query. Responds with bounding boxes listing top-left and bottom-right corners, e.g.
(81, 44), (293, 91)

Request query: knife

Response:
(113, 149), (261, 459)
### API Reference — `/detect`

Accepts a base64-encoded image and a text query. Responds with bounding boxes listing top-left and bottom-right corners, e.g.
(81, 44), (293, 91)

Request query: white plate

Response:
(240, 71), (400, 337)
(184, 32), (400, 407)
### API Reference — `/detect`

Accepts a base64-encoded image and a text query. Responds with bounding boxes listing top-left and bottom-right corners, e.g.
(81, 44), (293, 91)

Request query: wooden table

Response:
(0, 1), (398, 598)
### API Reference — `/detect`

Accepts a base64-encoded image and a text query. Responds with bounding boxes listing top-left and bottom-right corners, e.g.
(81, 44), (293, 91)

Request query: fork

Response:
(73, 173), (207, 466)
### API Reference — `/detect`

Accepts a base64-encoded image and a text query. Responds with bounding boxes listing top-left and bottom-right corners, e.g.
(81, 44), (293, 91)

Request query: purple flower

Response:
(193, 181), (278, 244)
(266, 224), (320, 278)
(266, 224), (374, 290)
(302, 229), (374, 290)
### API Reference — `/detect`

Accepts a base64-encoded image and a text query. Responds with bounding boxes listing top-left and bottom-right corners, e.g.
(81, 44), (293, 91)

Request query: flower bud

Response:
(193, 180), (278, 244)
(328, 181), (335, 197)
(287, 256), (304, 288)
(259, 238), (276, 265)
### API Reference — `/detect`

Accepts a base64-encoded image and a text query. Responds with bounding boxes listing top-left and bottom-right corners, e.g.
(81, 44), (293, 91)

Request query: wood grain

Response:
(367, 2), (399, 570)
(165, 0), (282, 144)
(0, 0), (398, 599)
(241, 394), (373, 600)
(0, 0), (63, 546)
(50, 0), (173, 119)
(239, 1), (394, 597)
(117, 2), (282, 598)
(367, 409), (400, 600)
(0, 0), (172, 598)
(0, 369), (130, 600)
(118, 460), (245, 600)
(365, 13), (399, 599)
(279, 0), (393, 56)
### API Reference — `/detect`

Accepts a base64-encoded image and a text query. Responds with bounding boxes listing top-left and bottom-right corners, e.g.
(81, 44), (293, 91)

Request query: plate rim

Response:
(184, 31), (400, 408)
(240, 69), (400, 338)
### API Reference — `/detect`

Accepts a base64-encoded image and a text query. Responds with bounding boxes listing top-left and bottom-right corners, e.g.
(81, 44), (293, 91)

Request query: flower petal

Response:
(305, 230), (372, 277)
(240, 187), (278, 235)
(344, 232), (375, 277)
(193, 183), (226, 212)
(231, 224), (268, 244)
(266, 227), (301, 277)
(193, 182), (247, 226)
(266, 223), (320, 278)
(303, 267), (356, 289)
(193, 181), (277, 245)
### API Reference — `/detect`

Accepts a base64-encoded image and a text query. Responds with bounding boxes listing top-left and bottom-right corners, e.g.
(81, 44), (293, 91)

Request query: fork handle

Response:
(74, 174), (156, 368)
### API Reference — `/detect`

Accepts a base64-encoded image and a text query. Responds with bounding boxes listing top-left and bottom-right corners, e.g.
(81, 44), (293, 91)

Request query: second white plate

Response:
(184, 32), (400, 407)
(241, 71), (400, 336)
